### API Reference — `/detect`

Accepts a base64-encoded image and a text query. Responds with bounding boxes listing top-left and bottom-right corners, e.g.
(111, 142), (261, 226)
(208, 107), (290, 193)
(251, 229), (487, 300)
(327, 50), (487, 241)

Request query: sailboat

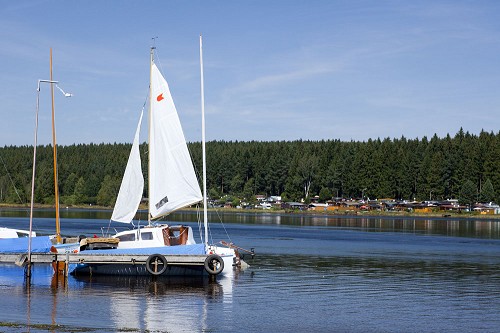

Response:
(69, 38), (247, 277)
(0, 49), (72, 263)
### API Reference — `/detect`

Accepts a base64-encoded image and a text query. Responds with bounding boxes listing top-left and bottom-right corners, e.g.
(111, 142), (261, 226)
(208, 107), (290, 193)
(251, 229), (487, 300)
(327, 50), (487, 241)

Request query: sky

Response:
(1, 0), (499, 145)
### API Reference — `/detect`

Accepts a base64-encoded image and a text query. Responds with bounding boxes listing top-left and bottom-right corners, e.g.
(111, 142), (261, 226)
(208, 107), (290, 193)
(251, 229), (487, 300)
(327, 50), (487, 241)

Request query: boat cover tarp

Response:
(81, 243), (205, 255)
(0, 236), (52, 253)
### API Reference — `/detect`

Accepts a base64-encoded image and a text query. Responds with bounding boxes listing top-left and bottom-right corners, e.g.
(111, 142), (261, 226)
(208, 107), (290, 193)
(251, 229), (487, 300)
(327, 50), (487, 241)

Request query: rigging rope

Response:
(0, 152), (25, 204)
(196, 203), (203, 242)
(153, 48), (232, 247)
(213, 207), (232, 244)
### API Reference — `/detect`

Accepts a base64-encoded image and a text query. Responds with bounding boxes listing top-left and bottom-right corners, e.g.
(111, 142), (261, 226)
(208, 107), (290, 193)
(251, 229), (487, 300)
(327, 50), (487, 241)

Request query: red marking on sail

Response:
(157, 93), (164, 102)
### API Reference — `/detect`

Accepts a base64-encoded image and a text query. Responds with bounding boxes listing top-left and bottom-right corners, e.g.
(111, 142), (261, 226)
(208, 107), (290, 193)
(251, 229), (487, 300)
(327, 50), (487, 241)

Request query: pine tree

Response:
(479, 179), (495, 203)
(459, 179), (477, 210)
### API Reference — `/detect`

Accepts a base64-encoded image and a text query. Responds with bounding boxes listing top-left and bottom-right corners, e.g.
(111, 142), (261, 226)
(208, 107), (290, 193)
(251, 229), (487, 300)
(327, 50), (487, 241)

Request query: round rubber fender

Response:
(204, 254), (224, 275)
(146, 254), (168, 275)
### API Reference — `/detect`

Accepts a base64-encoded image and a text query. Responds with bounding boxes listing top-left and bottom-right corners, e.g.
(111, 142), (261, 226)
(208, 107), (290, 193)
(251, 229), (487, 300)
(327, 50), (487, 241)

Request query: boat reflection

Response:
(50, 273), (66, 331)
(71, 274), (225, 295)
(68, 271), (236, 332)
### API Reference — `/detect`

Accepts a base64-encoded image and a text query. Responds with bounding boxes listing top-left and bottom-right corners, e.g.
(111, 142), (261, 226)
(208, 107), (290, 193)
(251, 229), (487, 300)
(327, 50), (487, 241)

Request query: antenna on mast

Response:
(151, 36), (158, 50)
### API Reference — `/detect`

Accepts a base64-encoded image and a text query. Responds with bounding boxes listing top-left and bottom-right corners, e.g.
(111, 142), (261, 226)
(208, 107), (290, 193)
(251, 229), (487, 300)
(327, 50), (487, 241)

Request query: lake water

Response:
(0, 209), (499, 332)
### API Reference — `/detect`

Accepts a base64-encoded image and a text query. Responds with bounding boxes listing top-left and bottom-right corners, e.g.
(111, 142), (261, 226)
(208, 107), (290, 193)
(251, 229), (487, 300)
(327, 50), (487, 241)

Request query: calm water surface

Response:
(0, 209), (499, 332)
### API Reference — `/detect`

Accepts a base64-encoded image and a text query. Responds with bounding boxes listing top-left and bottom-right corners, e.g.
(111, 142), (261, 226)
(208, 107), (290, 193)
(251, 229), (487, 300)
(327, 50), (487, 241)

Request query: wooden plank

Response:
(0, 253), (33, 263)
(0, 253), (207, 266)
(61, 254), (207, 265)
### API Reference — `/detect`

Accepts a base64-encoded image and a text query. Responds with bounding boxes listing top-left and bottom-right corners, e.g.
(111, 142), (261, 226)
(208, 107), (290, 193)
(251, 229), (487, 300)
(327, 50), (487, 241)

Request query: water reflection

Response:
(13, 265), (236, 332)
(0, 214), (499, 333)
(0, 207), (114, 220)
(50, 274), (64, 332)
(68, 275), (226, 332)
(159, 212), (500, 239)
(258, 253), (500, 279)
(1, 208), (499, 239)
(25, 278), (32, 333)
(71, 274), (226, 297)
(323, 217), (500, 238)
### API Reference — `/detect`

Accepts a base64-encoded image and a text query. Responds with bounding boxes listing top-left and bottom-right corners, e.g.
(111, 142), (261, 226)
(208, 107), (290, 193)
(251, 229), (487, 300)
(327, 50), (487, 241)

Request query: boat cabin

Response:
(112, 225), (196, 249)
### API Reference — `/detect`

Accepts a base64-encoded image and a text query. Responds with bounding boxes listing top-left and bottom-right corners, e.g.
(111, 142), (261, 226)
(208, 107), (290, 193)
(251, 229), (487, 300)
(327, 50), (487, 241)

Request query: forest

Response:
(0, 128), (499, 207)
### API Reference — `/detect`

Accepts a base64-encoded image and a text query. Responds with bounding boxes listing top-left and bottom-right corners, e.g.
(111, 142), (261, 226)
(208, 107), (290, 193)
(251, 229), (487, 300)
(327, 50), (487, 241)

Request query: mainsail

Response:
(149, 63), (203, 219)
(111, 111), (144, 223)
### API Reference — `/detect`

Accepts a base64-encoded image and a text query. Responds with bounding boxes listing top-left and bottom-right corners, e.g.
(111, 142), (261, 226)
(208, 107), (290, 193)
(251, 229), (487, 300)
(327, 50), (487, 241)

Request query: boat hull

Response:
(66, 245), (233, 277)
(69, 254), (233, 277)
(70, 262), (207, 277)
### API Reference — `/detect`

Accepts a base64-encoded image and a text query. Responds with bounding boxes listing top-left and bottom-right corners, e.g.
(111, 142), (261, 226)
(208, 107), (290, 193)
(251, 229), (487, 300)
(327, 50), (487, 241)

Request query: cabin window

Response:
(117, 233), (135, 242)
(141, 232), (153, 240)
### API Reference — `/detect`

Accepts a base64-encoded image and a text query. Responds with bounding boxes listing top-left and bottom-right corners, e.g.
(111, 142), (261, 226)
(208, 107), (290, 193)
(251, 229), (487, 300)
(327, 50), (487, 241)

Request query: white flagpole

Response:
(200, 35), (209, 250)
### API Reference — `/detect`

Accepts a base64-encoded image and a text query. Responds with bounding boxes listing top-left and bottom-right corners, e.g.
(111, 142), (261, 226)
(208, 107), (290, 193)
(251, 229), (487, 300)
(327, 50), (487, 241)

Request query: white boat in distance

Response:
(68, 38), (248, 277)
(0, 227), (36, 239)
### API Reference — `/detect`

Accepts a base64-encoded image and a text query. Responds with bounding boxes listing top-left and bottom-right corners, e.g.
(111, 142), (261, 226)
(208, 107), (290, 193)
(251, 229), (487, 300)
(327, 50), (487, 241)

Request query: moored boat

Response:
(64, 37), (251, 278)
(0, 227), (36, 239)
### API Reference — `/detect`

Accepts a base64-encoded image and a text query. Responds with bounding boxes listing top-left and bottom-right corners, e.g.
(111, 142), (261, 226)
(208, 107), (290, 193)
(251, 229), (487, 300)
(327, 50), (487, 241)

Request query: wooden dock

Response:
(0, 251), (226, 278)
(0, 252), (207, 266)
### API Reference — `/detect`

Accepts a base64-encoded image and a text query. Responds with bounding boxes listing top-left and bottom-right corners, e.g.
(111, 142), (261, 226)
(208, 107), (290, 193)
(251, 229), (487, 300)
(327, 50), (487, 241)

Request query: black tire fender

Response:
(204, 254), (224, 275)
(146, 254), (168, 275)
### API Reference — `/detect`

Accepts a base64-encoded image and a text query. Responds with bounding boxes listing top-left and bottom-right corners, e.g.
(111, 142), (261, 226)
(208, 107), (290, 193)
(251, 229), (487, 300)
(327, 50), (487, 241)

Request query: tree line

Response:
(0, 128), (498, 207)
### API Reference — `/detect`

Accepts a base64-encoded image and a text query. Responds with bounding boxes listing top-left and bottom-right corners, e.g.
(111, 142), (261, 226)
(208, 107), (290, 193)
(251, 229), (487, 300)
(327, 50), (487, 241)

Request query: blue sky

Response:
(1, 0), (499, 145)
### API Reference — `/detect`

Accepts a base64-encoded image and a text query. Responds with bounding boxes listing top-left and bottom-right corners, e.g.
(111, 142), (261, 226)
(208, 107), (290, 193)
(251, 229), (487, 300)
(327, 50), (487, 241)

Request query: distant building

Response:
(255, 195), (266, 202)
(474, 202), (500, 214)
(282, 202), (306, 210)
(268, 196), (282, 203)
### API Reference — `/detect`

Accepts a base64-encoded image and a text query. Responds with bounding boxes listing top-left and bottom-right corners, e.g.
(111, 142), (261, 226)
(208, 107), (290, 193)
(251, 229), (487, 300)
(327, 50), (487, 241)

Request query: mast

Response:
(148, 44), (155, 225)
(27, 52), (71, 278)
(28, 81), (43, 279)
(29, 75), (59, 277)
(50, 48), (62, 244)
(200, 35), (209, 249)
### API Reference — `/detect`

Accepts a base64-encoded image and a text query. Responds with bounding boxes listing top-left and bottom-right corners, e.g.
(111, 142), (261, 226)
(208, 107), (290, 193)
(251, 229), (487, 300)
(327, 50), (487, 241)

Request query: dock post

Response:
(65, 253), (69, 277)
(25, 261), (32, 281)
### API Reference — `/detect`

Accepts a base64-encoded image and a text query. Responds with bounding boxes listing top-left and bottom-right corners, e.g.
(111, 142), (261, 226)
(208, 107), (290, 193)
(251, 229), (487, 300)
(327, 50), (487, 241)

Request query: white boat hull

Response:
(0, 227), (36, 239)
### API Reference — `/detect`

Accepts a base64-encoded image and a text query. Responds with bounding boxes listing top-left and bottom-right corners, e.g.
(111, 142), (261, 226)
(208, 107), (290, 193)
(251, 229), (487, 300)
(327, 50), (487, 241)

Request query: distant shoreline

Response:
(1, 203), (499, 220)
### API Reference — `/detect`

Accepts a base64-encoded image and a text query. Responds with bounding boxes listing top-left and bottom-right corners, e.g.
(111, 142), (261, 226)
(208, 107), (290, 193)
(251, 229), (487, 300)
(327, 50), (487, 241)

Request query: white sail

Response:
(111, 111), (144, 223)
(149, 63), (202, 219)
